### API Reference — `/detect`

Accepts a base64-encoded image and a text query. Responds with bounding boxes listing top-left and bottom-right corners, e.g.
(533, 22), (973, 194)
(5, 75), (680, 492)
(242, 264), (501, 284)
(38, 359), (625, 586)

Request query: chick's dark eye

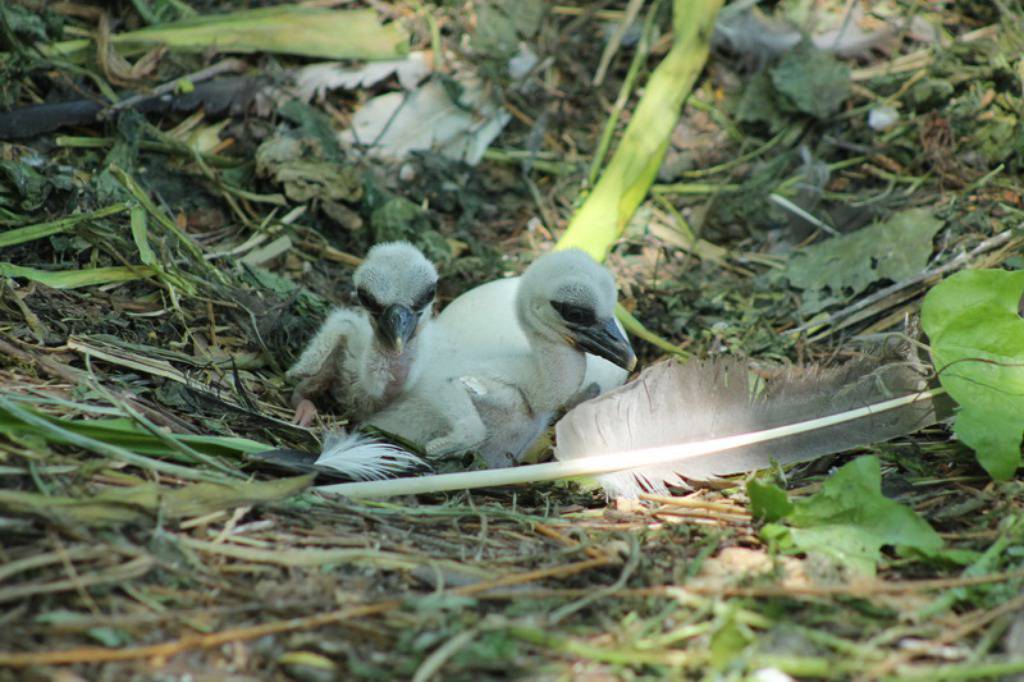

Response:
(552, 301), (595, 326)
(414, 283), (436, 311)
(357, 288), (381, 312)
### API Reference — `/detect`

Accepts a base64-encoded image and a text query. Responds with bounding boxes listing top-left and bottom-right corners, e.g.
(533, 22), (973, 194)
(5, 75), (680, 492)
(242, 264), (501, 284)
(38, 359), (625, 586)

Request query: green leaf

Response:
(129, 204), (156, 266)
(473, 0), (543, 57)
(747, 479), (793, 522)
(787, 208), (944, 314)
(709, 617), (753, 670)
(770, 42), (850, 120)
(0, 159), (50, 211)
(921, 269), (1024, 479)
(761, 457), (942, 575)
(735, 71), (787, 131)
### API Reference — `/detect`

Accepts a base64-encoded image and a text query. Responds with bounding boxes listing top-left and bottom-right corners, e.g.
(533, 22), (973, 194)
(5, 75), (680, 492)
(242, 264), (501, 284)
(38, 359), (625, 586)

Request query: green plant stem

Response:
(56, 136), (242, 168)
(587, 0), (659, 186)
(557, 0), (724, 261)
(0, 203), (130, 248)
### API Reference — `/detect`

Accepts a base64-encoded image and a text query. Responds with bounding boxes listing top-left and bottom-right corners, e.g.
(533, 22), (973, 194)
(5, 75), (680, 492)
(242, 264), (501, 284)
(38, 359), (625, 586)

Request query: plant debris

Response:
(1, 0), (1024, 679)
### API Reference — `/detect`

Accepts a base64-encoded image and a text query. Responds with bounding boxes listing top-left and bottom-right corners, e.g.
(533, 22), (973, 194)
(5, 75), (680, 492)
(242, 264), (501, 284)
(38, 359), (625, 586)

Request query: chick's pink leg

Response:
(293, 399), (318, 427)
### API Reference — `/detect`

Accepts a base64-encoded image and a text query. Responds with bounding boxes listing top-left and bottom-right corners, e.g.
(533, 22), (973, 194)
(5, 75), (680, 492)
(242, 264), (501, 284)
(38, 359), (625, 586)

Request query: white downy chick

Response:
(319, 249), (636, 474)
(287, 241), (437, 426)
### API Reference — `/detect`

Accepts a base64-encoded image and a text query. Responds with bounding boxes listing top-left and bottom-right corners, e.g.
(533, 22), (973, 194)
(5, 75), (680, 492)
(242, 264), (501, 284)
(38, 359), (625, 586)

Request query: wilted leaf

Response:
(0, 489), (150, 526)
(787, 208), (944, 314)
(770, 42), (850, 120)
(760, 457), (942, 575)
(161, 474), (314, 518)
(341, 78), (510, 165)
(921, 269), (1024, 479)
(294, 52), (432, 101)
(0, 476), (312, 527)
(255, 135), (362, 204)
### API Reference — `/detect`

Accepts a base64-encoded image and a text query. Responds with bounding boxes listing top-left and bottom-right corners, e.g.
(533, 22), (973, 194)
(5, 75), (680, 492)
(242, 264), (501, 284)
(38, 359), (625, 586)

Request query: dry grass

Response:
(1, 0), (1024, 679)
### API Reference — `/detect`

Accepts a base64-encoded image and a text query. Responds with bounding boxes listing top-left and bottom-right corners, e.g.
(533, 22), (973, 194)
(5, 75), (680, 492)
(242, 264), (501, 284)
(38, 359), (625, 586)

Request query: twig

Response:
(640, 492), (751, 515)
(98, 58), (249, 119)
(0, 555), (154, 605)
(592, 0), (645, 86)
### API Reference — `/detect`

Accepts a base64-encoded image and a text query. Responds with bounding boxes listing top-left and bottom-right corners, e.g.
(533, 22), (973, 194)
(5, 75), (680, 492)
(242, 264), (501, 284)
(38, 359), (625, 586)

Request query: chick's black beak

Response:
(377, 304), (418, 353)
(571, 317), (637, 371)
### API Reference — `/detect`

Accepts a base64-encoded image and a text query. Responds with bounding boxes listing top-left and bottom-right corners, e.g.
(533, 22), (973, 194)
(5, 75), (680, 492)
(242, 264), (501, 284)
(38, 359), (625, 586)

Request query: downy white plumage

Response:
(434, 276), (632, 396)
(316, 249), (637, 477)
(287, 241), (438, 427)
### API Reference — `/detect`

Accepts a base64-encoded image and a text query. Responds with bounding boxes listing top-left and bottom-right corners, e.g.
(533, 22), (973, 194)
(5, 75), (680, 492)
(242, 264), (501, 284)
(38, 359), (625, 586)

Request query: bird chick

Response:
(434, 276), (631, 398)
(359, 249), (637, 467)
(287, 241), (438, 427)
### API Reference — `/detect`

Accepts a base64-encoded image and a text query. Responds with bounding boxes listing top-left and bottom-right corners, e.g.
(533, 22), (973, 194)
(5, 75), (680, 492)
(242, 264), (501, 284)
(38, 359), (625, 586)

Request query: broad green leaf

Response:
(787, 208), (944, 314)
(735, 71), (787, 131)
(0, 263), (155, 289)
(556, 0), (723, 261)
(709, 614), (754, 670)
(42, 8), (408, 62)
(921, 269), (1024, 479)
(761, 457), (942, 575)
(770, 42), (850, 120)
(746, 479), (793, 522)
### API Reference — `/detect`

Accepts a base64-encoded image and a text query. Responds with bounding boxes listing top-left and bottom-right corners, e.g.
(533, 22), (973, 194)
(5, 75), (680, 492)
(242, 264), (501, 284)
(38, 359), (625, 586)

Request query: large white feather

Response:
(317, 340), (946, 499)
(555, 351), (941, 498)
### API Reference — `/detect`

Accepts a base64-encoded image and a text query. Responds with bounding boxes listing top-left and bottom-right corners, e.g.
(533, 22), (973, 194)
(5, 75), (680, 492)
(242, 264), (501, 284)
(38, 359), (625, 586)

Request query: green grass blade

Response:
(0, 263), (155, 289)
(0, 204), (130, 248)
(616, 304), (689, 357)
(129, 204), (157, 266)
(0, 396), (225, 482)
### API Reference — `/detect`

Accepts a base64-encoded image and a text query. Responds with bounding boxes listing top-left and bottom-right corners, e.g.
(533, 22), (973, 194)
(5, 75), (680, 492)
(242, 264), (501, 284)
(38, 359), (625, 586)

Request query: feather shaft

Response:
(316, 387), (943, 498)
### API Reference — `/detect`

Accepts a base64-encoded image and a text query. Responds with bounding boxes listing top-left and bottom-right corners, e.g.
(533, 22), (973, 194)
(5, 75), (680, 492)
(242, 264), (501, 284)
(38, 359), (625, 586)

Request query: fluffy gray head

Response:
(515, 249), (634, 370)
(353, 241), (438, 313)
(353, 242), (438, 352)
(516, 250), (614, 337)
